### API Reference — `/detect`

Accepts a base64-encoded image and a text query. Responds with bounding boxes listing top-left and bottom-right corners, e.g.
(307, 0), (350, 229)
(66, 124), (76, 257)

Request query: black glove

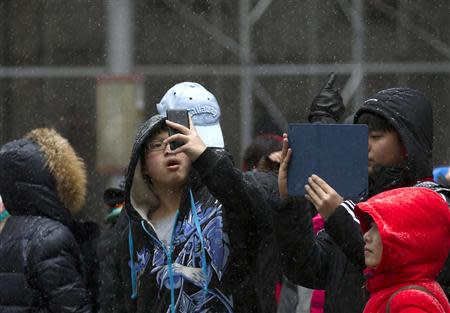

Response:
(308, 72), (345, 123)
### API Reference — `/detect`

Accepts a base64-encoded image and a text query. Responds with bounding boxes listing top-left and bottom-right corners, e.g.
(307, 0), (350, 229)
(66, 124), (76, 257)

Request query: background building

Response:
(1, 0), (449, 220)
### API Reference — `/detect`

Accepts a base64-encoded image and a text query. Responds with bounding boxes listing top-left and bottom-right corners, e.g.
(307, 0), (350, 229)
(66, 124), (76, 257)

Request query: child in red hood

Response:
(355, 187), (450, 313)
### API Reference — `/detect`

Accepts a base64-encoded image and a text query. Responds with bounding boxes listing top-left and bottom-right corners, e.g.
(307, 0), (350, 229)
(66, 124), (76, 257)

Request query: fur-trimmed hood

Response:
(0, 128), (87, 225)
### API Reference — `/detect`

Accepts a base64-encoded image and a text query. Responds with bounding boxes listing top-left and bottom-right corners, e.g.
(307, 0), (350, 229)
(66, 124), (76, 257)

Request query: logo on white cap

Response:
(156, 82), (225, 148)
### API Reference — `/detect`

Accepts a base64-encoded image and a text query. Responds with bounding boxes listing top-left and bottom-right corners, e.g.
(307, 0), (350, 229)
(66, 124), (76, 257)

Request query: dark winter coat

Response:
(0, 128), (93, 313)
(98, 115), (270, 313)
(243, 170), (280, 313)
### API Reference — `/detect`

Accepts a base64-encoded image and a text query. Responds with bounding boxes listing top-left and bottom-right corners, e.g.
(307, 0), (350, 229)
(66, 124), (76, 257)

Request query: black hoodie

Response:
(326, 88), (446, 265)
(355, 87), (433, 191)
(98, 115), (270, 313)
(325, 88), (450, 299)
(0, 128), (92, 313)
(275, 88), (441, 312)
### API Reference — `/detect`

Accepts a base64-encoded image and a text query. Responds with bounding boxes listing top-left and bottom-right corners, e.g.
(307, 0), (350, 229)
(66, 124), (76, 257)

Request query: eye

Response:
(369, 133), (383, 140)
(149, 142), (163, 149)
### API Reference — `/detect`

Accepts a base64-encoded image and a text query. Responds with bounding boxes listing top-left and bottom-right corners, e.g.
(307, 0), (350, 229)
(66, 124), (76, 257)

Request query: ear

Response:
(396, 132), (408, 159)
(401, 145), (408, 159)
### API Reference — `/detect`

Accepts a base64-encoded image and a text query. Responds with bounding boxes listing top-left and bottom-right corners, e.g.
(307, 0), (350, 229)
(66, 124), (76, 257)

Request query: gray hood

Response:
(124, 115), (166, 221)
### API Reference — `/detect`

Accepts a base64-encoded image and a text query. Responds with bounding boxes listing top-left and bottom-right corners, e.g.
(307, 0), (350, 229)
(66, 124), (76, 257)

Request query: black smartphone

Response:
(166, 109), (190, 150)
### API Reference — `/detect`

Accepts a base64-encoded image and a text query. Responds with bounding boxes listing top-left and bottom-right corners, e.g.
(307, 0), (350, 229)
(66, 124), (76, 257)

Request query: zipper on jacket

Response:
(141, 211), (179, 313)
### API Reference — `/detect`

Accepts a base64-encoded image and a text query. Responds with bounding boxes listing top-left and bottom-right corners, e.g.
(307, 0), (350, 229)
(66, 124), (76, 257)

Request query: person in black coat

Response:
(275, 87), (450, 312)
(241, 133), (283, 313)
(0, 128), (93, 313)
(276, 73), (354, 313)
(305, 88), (450, 300)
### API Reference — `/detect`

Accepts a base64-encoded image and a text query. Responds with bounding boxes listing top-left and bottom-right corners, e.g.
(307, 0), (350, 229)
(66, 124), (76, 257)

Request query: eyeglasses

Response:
(146, 140), (169, 152)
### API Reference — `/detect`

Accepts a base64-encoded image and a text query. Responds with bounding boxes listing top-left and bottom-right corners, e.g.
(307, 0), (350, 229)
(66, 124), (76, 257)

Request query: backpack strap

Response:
(385, 285), (436, 313)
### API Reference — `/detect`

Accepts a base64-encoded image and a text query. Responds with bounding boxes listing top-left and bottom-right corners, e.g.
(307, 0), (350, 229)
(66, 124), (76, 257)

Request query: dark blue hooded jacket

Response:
(0, 128), (92, 313)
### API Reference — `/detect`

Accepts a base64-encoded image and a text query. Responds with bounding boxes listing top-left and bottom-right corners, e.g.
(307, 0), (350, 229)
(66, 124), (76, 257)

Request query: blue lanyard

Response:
(128, 217), (138, 300)
(189, 189), (209, 296)
(0, 210), (9, 222)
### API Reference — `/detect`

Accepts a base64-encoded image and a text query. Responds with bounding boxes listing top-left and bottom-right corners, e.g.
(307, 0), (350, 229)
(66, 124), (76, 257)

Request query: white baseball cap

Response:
(156, 82), (225, 148)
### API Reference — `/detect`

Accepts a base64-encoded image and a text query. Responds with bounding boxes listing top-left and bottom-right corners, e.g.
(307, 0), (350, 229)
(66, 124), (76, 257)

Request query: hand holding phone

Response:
(165, 113), (207, 161)
(166, 110), (190, 150)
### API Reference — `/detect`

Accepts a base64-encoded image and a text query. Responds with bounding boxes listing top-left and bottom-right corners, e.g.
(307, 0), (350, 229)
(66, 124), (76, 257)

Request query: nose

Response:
(164, 142), (172, 155)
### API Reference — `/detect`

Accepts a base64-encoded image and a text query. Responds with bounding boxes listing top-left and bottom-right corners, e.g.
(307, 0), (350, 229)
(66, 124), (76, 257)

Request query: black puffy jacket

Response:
(0, 128), (93, 313)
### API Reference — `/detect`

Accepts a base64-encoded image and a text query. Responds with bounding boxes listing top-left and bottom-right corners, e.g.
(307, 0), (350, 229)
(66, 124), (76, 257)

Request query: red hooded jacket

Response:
(355, 187), (450, 313)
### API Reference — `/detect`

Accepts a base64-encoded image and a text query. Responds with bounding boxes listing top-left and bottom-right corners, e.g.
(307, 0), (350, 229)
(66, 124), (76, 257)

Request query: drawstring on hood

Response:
(128, 216), (138, 300)
(189, 189), (209, 295)
(0, 210), (9, 222)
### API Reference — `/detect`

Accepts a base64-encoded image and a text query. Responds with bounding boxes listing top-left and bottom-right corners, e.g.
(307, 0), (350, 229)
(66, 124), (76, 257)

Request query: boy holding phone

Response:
(98, 100), (271, 312)
(158, 82), (282, 313)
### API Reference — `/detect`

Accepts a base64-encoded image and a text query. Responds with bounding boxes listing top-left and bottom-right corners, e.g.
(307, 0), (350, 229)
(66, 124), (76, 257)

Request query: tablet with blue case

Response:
(287, 123), (368, 199)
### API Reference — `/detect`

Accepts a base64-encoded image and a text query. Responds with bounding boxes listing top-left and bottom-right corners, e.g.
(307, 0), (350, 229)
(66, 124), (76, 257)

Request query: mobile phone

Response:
(166, 109), (190, 150)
